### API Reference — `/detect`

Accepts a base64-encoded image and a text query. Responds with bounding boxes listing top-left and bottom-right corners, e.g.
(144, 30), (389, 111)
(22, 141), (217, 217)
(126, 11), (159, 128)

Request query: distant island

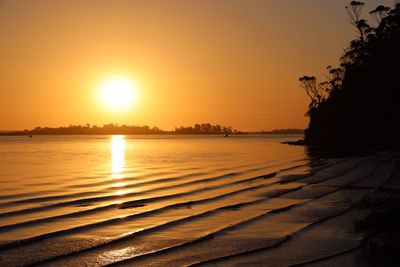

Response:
(0, 123), (303, 136)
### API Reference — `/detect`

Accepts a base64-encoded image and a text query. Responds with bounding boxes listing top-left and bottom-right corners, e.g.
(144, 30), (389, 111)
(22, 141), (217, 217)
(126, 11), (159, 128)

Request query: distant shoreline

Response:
(0, 125), (304, 136)
(0, 132), (304, 136)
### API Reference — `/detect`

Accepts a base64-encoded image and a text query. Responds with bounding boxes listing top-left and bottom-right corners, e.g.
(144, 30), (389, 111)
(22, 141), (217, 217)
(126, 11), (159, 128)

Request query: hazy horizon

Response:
(0, 123), (305, 133)
(0, 0), (384, 131)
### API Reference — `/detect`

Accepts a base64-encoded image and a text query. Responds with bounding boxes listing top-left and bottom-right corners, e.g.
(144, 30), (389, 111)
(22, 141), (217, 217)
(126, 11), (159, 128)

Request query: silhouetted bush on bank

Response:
(301, 1), (400, 156)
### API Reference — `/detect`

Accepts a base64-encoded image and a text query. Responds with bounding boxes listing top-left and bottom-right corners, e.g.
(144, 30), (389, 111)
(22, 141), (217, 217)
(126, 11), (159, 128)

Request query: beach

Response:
(0, 135), (398, 266)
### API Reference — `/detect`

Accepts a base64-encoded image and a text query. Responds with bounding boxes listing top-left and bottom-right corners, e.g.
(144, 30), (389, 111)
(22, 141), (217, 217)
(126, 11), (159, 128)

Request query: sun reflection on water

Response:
(111, 135), (126, 179)
(112, 182), (126, 188)
(115, 189), (127, 196)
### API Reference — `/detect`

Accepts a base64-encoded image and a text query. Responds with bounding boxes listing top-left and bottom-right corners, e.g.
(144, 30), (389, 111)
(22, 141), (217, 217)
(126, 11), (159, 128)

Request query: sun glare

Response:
(100, 77), (137, 111)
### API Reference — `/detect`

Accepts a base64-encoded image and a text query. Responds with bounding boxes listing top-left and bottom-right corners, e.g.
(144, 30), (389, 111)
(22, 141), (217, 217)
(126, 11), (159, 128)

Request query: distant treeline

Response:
(0, 124), (303, 136)
(174, 124), (241, 134)
(28, 124), (164, 135)
(0, 123), (238, 135)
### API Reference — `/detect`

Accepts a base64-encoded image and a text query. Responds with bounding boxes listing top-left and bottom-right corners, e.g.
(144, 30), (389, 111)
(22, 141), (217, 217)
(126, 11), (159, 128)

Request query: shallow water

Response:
(1, 134), (390, 266)
(0, 135), (306, 235)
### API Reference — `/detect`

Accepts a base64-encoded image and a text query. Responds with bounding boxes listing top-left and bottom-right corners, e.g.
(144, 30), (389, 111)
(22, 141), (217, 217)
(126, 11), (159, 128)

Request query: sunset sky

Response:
(0, 0), (384, 131)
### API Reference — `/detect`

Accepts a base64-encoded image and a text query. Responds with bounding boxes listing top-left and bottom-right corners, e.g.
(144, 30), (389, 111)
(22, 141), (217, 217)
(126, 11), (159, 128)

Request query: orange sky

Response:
(0, 0), (384, 131)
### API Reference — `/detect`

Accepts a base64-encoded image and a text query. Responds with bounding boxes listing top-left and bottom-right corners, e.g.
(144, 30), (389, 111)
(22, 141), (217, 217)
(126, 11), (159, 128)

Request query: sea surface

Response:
(0, 134), (395, 266)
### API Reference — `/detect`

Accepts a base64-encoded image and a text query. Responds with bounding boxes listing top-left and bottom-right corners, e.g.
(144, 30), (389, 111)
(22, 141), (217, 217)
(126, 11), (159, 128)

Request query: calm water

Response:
(0, 134), (307, 199)
(0, 134), (307, 235)
(1, 135), (393, 266)
(0, 134), (329, 265)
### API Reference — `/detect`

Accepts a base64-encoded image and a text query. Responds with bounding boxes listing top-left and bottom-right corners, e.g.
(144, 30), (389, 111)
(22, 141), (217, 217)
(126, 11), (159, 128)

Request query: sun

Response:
(100, 77), (137, 112)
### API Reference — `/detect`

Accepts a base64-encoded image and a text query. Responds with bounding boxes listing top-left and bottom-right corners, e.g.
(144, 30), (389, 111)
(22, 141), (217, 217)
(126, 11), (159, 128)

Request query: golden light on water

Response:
(101, 247), (136, 262)
(111, 135), (125, 179)
(112, 182), (127, 188)
(115, 189), (127, 196)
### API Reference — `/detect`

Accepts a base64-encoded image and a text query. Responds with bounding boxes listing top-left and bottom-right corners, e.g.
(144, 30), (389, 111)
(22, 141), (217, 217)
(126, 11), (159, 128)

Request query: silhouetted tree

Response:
(301, 1), (400, 156)
(299, 75), (329, 112)
(370, 5), (390, 24)
(346, 1), (371, 42)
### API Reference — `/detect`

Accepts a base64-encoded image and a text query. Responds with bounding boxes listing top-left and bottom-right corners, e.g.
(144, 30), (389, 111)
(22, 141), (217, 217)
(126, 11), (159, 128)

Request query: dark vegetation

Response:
(0, 123), (240, 135)
(29, 124), (164, 135)
(300, 1), (400, 156)
(299, 2), (400, 260)
(174, 124), (237, 134)
(0, 124), (304, 136)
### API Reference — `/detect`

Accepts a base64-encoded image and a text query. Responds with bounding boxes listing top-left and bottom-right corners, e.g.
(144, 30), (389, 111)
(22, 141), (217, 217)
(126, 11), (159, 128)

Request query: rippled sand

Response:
(0, 135), (398, 266)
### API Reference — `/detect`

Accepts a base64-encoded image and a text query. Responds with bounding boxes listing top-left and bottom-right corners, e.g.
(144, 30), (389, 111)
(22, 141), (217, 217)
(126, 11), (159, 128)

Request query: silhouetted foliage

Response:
(299, 76), (318, 110)
(0, 123), (243, 135)
(302, 1), (400, 156)
(28, 124), (164, 135)
(174, 123), (236, 134)
(370, 5), (391, 24)
(346, 1), (370, 42)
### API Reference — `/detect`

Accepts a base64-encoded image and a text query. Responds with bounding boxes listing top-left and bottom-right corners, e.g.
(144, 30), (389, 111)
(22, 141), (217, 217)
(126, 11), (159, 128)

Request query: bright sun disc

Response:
(100, 78), (136, 111)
